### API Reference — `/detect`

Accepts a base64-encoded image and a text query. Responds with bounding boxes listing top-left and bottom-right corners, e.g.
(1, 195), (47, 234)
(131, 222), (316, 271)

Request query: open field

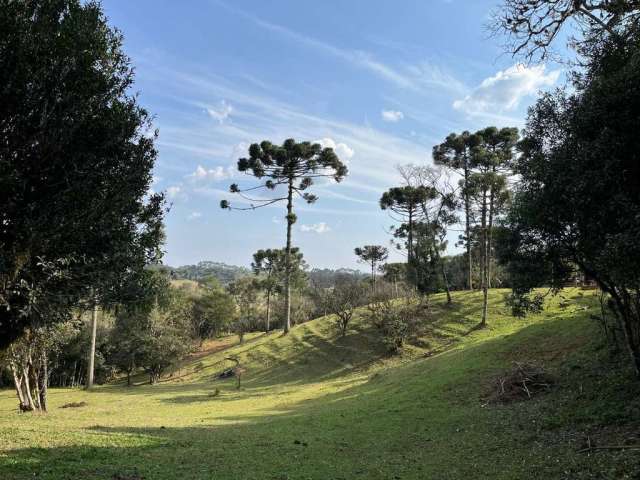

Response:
(1, 289), (639, 479)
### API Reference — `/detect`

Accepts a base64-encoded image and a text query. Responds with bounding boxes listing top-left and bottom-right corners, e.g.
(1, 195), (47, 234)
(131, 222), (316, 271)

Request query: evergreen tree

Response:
(221, 139), (347, 333)
(354, 245), (389, 292)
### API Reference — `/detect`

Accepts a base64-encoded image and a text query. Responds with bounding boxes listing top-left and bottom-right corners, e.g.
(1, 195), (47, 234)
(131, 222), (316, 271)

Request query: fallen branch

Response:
(578, 445), (640, 454)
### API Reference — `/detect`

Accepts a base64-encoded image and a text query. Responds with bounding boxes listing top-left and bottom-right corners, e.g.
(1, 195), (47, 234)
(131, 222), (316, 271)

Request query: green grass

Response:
(1, 289), (639, 479)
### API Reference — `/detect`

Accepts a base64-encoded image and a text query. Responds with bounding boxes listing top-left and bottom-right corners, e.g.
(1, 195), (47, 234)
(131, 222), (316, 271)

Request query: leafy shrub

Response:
(366, 290), (419, 354)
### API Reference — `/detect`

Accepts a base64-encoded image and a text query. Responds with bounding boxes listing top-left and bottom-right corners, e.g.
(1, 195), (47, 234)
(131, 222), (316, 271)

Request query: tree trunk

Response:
(607, 286), (640, 378)
(22, 367), (37, 411)
(407, 209), (414, 263)
(283, 180), (294, 334)
(38, 350), (48, 413)
(27, 349), (41, 410)
(441, 262), (452, 305)
(487, 174), (496, 290)
(371, 263), (376, 293)
(87, 293), (98, 389)
(464, 164), (473, 290)
(480, 188), (489, 327)
(9, 357), (28, 411)
(71, 360), (77, 388)
(265, 289), (271, 333)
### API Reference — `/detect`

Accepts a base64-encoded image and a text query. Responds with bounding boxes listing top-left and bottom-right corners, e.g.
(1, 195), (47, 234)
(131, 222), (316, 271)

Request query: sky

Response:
(101, 0), (565, 270)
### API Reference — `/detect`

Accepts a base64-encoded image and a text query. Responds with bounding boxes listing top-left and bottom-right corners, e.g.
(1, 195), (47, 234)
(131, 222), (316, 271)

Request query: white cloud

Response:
(166, 185), (182, 199)
(187, 164), (234, 182)
(381, 110), (404, 122)
(187, 211), (202, 221)
(231, 142), (249, 159)
(314, 137), (355, 160)
(300, 222), (331, 234)
(453, 64), (560, 115)
(207, 100), (233, 123)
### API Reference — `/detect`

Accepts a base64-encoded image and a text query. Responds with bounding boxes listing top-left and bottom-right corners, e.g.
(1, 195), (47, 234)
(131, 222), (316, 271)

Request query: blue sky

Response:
(101, 0), (564, 270)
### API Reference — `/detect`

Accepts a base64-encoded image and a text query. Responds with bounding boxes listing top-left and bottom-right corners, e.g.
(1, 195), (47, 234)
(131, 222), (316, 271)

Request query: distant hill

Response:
(154, 261), (251, 286)
(307, 268), (368, 288)
(154, 262), (367, 288)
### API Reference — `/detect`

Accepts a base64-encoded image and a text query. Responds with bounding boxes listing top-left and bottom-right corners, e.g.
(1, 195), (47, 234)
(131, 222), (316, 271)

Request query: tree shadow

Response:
(3, 314), (639, 479)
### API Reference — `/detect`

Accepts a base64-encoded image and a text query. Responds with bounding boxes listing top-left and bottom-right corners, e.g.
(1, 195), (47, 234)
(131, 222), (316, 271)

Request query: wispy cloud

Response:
(149, 66), (421, 190)
(300, 222), (331, 234)
(187, 164), (234, 182)
(381, 110), (404, 122)
(166, 185), (184, 200)
(453, 64), (560, 115)
(206, 100), (233, 123)
(214, 1), (463, 97)
(187, 211), (202, 221)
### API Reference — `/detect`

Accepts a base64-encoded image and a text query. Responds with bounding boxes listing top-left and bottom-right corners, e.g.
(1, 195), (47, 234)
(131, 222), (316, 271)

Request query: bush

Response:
(366, 291), (419, 354)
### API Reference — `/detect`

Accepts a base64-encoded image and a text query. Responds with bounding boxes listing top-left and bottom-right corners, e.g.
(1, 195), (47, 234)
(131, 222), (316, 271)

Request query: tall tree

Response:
(399, 165), (459, 302)
(433, 132), (478, 290)
(221, 139), (347, 333)
(354, 245), (389, 292)
(252, 247), (304, 332)
(0, 0), (165, 350)
(468, 127), (518, 326)
(380, 186), (431, 264)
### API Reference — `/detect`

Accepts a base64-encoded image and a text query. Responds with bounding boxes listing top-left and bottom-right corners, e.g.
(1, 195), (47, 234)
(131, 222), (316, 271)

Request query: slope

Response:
(0, 289), (638, 479)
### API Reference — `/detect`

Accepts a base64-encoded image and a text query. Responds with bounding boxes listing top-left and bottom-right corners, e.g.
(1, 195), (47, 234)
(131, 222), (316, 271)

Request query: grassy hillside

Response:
(1, 289), (639, 479)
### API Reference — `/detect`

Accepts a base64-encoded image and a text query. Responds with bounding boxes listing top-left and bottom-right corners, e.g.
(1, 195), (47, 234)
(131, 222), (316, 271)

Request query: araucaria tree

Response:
(433, 132), (478, 290)
(221, 139), (348, 333)
(380, 186), (431, 264)
(252, 247), (304, 332)
(468, 127), (518, 326)
(354, 245), (389, 292)
(399, 165), (459, 303)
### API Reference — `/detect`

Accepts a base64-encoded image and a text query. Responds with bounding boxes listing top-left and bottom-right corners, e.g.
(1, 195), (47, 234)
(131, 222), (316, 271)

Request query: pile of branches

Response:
(489, 362), (554, 403)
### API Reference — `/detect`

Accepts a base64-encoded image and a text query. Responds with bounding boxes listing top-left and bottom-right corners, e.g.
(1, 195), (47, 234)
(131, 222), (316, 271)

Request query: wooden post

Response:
(87, 291), (98, 389)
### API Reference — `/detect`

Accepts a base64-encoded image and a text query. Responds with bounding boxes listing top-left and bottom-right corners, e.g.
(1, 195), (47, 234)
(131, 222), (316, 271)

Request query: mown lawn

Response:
(1, 289), (639, 479)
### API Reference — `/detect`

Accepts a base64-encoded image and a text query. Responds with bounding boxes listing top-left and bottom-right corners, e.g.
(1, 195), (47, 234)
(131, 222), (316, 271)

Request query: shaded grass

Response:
(1, 289), (639, 479)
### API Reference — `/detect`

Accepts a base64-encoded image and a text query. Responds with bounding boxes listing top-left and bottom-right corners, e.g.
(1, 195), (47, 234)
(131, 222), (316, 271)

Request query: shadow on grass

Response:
(3, 314), (639, 480)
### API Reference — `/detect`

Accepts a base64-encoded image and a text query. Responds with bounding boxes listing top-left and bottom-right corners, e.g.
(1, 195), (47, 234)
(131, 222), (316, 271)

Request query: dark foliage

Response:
(0, 0), (164, 347)
(501, 28), (640, 375)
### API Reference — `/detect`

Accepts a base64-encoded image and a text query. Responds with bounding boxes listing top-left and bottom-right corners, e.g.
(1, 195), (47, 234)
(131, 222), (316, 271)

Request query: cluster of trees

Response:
(492, 0), (640, 376)
(375, 133), (518, 322)
(0, 271), (238, 409)
(0, 0), (165, 410)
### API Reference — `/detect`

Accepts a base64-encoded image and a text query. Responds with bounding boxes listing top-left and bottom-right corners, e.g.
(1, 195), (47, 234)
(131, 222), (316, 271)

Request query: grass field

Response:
(1, 289), (639, 479)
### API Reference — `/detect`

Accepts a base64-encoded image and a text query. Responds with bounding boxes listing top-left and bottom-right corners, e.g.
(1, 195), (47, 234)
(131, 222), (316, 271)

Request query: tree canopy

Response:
(0, 0), (164, 348)
(501, 26), (640, 375)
